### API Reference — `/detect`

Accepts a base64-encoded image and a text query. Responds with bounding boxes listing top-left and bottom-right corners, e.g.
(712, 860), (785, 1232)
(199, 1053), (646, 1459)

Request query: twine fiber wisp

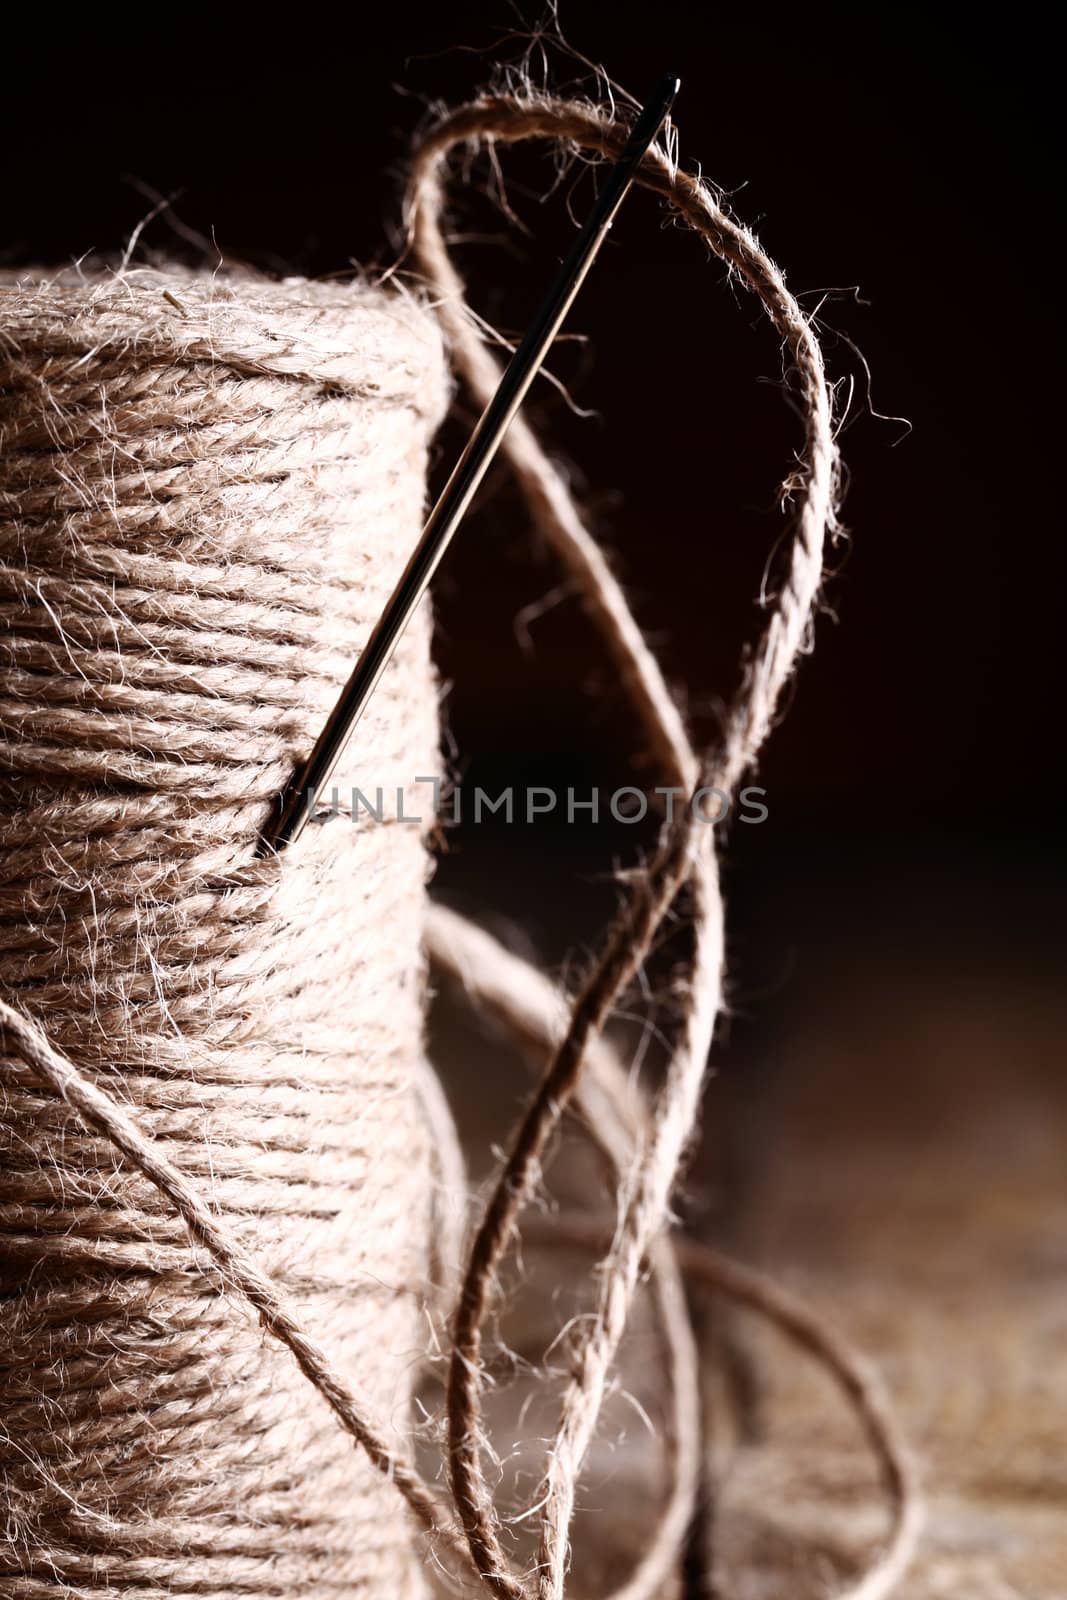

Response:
(1, 85), (924, 1600)
(0, 270), (448, 1597)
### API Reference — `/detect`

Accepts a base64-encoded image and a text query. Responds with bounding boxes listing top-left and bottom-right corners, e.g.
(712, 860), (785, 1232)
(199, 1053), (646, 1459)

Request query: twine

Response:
(426, 905), (923, 1600)
(405, 90), (847, 1600)
(0, 87), (923, 1600)
(0, 269), (449, 1597)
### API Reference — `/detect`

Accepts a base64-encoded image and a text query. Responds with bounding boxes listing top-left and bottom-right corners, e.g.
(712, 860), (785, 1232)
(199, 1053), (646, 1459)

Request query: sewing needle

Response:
(259, 71), (680, 855)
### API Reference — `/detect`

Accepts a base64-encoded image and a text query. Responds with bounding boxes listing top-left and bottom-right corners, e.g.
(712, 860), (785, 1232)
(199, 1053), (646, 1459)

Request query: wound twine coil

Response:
(0, 86), (923, 1600)
(0, 269), (448, 1596)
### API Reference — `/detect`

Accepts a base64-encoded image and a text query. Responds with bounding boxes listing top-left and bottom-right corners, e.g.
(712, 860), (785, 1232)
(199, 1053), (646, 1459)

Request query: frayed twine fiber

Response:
(0, 87), (923, 1600)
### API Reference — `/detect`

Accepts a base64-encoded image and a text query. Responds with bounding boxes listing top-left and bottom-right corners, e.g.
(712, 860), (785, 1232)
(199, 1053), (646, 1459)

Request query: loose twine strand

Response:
(0, 88), (923, 1600)
(406, 89), (863, 1600)
(424, 905), (923, 1600)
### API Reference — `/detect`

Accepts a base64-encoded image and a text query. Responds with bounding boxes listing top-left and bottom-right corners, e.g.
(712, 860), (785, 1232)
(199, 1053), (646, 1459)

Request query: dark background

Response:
(4, 4), (1060, 1124)
(6, 5), (1057, 822)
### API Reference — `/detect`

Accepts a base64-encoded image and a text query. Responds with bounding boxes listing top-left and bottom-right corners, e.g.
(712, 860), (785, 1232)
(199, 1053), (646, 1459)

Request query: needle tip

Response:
(652, 73), (681, 116)
(623, 73), (681, 162)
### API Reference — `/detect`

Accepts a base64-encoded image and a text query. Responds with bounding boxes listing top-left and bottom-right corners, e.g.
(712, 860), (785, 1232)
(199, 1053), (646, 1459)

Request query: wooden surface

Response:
(713, 939), (1066, 1599)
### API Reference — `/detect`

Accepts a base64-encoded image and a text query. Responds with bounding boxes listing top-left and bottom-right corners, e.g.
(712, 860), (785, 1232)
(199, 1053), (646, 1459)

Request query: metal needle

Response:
(259, 71), (680, 854)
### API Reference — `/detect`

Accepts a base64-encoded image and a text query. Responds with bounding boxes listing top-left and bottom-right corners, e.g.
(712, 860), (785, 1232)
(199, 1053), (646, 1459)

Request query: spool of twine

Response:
(0, 268), (448, 1597)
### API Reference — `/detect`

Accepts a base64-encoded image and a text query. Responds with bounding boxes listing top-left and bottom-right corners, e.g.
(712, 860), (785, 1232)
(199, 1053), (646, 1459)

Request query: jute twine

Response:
(406, 92), (921, 1598)
(0, 87), (924, 1600)
(0, 269), (448, 1596)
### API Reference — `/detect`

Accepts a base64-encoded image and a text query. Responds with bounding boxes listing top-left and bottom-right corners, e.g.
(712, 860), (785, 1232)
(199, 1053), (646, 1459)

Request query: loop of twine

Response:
(0, 88), (922, 1600)
(405, 88), (861, 1599)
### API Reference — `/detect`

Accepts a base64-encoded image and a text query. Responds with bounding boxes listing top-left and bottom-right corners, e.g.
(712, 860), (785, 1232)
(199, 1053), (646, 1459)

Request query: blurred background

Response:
(5, 6), (1062, 1593)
